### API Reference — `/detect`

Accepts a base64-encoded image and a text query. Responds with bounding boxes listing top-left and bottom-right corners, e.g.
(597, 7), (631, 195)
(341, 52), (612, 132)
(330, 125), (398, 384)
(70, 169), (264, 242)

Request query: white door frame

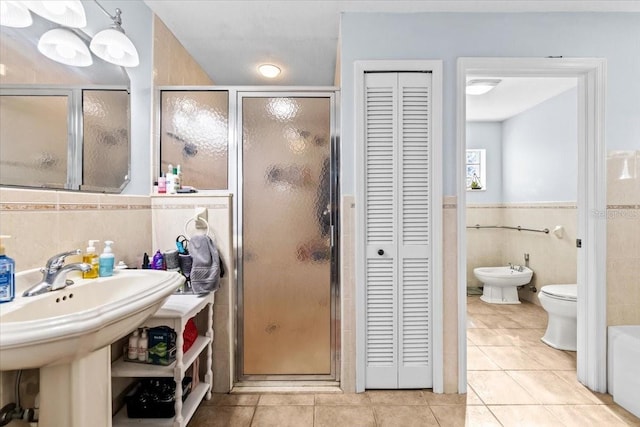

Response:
(355, 60), (443, 393)
(456, 57), (607, 393)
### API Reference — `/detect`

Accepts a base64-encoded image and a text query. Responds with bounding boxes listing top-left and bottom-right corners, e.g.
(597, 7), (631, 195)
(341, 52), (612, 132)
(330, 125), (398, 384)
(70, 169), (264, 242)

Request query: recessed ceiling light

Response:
(259, 64), (281, 78)
(466, 79), (501, 95)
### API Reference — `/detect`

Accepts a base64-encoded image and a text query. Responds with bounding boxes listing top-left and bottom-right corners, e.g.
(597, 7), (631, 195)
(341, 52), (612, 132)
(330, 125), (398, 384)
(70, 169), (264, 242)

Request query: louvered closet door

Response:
(364, 72), (432, 389)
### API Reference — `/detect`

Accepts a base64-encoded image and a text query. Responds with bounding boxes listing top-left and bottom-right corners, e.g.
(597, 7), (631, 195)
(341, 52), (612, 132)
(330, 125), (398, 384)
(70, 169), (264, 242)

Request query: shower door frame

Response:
(236, 89), (341, 383)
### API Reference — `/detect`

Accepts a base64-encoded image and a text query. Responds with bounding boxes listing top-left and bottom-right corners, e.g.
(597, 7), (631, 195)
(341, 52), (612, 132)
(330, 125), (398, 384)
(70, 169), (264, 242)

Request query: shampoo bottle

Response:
(99, 240), (115, 277)
(152, 250), (165, 270)
(0, 235), (15, 304)
(166, 164), (175, 194)
(138, 329), (148, 362)
(83, 240), (100, 279)
(128, 330), (139, 360)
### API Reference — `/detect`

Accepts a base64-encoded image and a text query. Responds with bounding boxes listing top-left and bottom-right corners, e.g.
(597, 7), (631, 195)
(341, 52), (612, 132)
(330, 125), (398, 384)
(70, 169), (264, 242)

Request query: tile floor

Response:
(187, 296), (640, 426)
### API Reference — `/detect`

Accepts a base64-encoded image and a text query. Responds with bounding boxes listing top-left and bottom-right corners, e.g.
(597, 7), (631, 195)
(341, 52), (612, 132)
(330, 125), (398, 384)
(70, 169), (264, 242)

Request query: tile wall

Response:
(467, 203), (578, 306)
(153, 15), (214, 87)
(0, 188), (151, 271)
(606, 150), (640, 325)
(151, 194), (235, 393)
(0, 188), (152, 408)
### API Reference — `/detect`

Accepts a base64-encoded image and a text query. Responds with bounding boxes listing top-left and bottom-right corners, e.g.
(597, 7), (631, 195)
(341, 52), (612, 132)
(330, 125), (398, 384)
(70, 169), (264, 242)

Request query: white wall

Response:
(340, 12), (640, 196)
(502, 87), (578, 203)
(94, 1), (154, 195)
(466, 122), (502, 204)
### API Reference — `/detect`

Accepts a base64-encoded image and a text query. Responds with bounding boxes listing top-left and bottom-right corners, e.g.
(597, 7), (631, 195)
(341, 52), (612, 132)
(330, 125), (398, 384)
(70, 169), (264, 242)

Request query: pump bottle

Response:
(99, 240), (115, 277)
(138, 329), (148, 362)
(83, 240), (100, 279)
(128, 330), (139, 360)
(0, 235), (15, 304)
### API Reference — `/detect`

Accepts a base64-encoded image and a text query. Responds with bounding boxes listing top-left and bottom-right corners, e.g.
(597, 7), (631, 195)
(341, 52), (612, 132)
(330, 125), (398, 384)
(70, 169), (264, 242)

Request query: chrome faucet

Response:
(23, 250), (91, 297)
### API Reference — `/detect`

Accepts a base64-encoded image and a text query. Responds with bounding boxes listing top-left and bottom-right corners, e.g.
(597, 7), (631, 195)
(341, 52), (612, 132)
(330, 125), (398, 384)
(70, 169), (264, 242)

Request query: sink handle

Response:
(46, 249), (82, 270)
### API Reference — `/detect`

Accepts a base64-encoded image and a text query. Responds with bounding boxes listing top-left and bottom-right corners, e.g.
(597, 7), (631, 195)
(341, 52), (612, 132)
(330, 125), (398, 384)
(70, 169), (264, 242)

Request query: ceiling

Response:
(466, 77), (577, 121)
(143, 1), (635, 119)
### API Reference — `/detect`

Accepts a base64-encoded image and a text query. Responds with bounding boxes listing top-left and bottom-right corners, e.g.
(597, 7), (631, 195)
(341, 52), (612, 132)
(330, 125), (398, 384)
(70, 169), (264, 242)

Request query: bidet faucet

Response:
(23, 250), (91, 297)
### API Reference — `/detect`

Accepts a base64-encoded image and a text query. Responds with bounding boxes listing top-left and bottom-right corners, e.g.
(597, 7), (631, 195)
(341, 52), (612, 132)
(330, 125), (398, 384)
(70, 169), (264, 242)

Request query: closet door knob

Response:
(377, 249), (384, 256)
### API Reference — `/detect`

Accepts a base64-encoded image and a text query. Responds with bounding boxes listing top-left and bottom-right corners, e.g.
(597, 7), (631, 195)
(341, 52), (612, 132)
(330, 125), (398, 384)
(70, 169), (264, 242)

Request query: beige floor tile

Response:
(467, 301), (498, 314)
(472, 313), (525, 329)
(494, 328), (548, 347)
(466, 405), (502, 426)
(467, 328), (517, 346)
(478, 346), (547, 370)
(507, 370), (597, 404)
(467, 346), (502, 370)
(429, 405), (466, 427)
(373, 405), (439, 426)
(467, 314), (489, 328)
(431, 405), (501, 427)
(513, 313), (549, 329)
(188, 405), (254, 427)
(314, 405), (375, 427)
(467, 371), (536, 405)
(423, 390), (468, 405)
(365, 390), (427, 405)
(545, 404), (632, 426)
(251, 406), (313, 427)
(526, 344), (577, 370)
(489, 404), (561, 426)
(314, 393), (371, 406)
(466, 385), (485, 405)
(257, 394), (314, 405)
(552, 370), (614, 404)
(204, 393), (260, 406)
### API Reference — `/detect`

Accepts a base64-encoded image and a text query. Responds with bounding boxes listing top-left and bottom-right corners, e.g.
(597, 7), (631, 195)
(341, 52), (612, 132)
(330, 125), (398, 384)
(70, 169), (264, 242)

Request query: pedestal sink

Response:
(0, 268), (185, 427)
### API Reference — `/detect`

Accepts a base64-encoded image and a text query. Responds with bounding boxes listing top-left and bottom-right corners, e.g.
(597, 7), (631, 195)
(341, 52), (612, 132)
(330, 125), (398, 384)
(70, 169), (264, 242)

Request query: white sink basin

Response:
(0, 268), (184, 371)
(474, 266), (533, 287)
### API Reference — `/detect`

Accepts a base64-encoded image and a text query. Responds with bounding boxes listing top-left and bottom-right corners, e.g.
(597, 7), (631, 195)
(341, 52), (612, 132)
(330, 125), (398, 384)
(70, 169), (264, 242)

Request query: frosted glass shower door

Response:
(241, 95), (335, 377)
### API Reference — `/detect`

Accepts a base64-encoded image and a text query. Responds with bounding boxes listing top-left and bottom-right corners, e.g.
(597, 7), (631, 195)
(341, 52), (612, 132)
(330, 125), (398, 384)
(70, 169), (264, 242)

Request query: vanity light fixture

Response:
(0, 1), (33, 28)
(37, 28), (92, 66)
(24, 0), (87, 28)
(259, 64), (281, 78)
(89, 2), (139, 67)
(466, 79), (501, 95)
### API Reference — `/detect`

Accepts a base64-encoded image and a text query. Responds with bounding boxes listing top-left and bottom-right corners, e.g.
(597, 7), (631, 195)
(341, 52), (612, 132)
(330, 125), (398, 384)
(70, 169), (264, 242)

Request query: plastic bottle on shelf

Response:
(82, 240), (100, 279)
(98, 241), (115, 277)
(138, 329), (148, 362)
(0, 235), (15, 304)
(158, 174), (166, 194)
(166, 164), (175, 194)
(128, 330), (139, 360)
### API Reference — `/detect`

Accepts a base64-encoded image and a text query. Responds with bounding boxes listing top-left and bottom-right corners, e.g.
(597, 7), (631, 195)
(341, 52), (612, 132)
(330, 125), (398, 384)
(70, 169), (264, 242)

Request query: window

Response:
(466, 149), (486, 191)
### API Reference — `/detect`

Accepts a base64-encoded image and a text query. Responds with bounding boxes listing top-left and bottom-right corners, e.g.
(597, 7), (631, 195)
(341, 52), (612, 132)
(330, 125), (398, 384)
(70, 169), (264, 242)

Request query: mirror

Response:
(0, 3), (131, 193)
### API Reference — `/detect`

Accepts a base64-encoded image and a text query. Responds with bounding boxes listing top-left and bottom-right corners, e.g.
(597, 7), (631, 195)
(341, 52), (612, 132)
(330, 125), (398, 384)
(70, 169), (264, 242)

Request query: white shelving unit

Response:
(112, 293), (215, 427)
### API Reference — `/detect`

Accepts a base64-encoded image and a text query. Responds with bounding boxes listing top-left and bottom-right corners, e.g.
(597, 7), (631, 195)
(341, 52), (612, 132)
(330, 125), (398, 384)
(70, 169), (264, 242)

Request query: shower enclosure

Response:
(238, 92), (339, 381)
(159, 88), (340, 383)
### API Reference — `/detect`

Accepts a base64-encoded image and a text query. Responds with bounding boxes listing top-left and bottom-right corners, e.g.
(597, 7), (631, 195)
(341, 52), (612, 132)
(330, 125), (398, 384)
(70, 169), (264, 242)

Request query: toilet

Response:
(538, 284), (577, 351)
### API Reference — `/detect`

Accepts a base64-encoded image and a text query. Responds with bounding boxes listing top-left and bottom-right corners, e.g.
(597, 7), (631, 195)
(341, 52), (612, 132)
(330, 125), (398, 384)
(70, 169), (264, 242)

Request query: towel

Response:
(189, 234), (220, 294)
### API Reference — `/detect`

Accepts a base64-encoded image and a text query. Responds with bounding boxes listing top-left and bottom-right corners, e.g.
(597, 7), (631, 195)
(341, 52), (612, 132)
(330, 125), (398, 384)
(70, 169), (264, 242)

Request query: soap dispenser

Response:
(83, 240), (100, 279)
(138, 328), (148, 362)
(0, 235), (15, 304)
(99, 240), (115, 277)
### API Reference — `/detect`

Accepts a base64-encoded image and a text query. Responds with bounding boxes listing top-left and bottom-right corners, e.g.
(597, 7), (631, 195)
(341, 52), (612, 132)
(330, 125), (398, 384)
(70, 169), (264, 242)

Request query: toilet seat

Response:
(540, 284), (577, 302)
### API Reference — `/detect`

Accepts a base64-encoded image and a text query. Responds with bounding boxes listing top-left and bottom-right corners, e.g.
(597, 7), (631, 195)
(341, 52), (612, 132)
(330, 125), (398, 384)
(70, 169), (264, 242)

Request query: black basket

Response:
(125, 377), (192, 419)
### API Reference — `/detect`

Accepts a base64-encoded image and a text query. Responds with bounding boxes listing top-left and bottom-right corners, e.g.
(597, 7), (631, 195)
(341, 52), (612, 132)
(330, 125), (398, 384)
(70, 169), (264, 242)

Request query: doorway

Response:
(457, 58), (607, 393)
(237, 92), (339, 382)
